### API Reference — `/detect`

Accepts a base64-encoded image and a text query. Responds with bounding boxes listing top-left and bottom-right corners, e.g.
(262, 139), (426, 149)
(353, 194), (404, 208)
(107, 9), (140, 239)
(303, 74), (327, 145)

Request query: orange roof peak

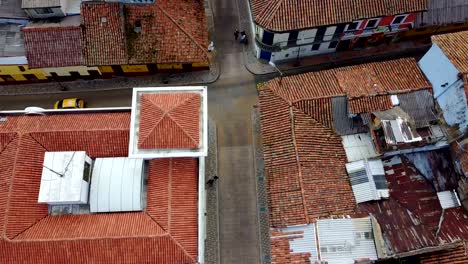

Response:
(138, 93), (200, 150)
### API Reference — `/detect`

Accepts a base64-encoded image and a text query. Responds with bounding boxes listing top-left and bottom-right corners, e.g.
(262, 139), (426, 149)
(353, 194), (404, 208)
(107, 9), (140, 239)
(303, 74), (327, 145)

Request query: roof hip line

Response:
(289, 106), (310, 224)
(156, 5), (208, 53)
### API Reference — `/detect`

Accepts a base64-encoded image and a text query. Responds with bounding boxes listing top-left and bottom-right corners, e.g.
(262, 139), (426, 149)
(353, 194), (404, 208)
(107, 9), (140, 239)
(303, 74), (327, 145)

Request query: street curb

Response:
(243, 44), (431, 76)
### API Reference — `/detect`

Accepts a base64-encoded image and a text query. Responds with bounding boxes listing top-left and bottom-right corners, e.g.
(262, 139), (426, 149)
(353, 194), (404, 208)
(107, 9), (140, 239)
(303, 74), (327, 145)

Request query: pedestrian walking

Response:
(240, 34), (248, 45)
(234, 29), (239, 40)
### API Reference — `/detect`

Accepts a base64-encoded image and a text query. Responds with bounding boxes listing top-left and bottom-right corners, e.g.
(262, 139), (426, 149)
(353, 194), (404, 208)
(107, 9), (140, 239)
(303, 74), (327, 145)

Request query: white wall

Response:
(272, 32), (289, 48)
(419, 44), (468, 133)
(271, 41), (336, 62)
(297, 29), (317, 45)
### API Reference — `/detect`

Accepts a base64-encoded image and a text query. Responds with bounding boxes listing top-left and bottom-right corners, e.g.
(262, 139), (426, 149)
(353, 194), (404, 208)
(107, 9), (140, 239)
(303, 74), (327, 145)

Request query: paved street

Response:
(0, 89), (132, 110)
(209, 0), (260, 263)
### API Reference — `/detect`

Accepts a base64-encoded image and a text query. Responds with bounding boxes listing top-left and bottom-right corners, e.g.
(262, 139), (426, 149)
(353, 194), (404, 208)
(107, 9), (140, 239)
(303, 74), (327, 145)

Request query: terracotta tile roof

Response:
(349, 95), (393, 114)
(270, 230), (311, 264)
(81, 2), (127, 66)
(250, 0), (427, 31)
(419, 243), (468, 264)
(358, 155), (468, 255)
(0, 112), (198, 263)
(267, 58), (430, 104)
(432, 30), (468, 74)
(81, 1), (208, 66)
(23, 26), (84, 68)
(125, 3), (208, 64)
(259, 88), (356, 227)
(138, 93), (200, 149)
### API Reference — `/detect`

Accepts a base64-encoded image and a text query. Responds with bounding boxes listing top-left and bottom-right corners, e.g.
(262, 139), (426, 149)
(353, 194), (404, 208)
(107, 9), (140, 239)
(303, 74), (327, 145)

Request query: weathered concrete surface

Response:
(208, 0), (260, 262)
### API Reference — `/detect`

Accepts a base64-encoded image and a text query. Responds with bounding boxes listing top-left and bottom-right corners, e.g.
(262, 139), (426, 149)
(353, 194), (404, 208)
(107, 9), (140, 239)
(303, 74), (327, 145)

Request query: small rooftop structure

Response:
(129, 86), (208, 158)
(346, 159), (389, 204)
(0, 23), (25, 57)
(90, 157), (144, 213)
(272, 217), (378, 264)
(38, 151), (91, 205)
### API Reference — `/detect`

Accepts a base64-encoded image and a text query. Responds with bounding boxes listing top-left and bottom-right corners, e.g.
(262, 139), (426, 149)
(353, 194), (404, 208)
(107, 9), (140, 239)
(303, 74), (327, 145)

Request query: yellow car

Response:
(54, 98), (85, 109)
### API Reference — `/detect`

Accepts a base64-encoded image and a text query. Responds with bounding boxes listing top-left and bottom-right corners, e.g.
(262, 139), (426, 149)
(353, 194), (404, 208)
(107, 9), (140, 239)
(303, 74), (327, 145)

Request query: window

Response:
(349, 169), (369, 186)
(312, 43), (321, 50)
(35, 8), (53, 15)
(346, 22), (360, 31)
(355, 231), (372, 240)
(373, 174), (387, 189)
(365, 19), (379, 29)
(83, 162), (91, 182)
(328, 41), (338, 49)
(392, 15), (406, 25)
(101, 16), (107, 23)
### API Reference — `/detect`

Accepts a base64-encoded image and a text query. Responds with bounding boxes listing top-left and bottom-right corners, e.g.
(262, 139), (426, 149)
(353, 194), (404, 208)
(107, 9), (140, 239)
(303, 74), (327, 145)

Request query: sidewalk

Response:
(235, 0), (431, 75)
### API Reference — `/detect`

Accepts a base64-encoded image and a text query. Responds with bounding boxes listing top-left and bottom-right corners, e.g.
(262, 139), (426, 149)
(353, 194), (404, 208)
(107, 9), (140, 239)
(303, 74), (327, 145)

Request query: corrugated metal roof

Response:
(279, 224), (318, 263)
(90, 157), (144, 213)
(341, 133), (379, 162)
(317, 217), (378, 264)
(332, 96), (368, 136)
(437, 190), (461, 209)
(415, 0), (468, 26)
(346, 159), (388, 203)
(398, 90), (437, 128)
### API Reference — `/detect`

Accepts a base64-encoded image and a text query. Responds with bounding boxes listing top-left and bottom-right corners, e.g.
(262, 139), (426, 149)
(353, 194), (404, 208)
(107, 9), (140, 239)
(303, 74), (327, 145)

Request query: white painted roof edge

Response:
(132, 86), (207, 92)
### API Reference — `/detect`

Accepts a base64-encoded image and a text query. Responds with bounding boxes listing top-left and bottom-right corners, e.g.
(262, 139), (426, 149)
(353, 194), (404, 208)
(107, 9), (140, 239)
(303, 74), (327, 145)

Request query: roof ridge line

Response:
(257, 0), (284, 27)
(144, 212), (170, 233)
(166, 95), (200, 147)
(9, 214), (49, 241)
(12, 233), (172, 242)
(289, 106), (310, 224)
(0, 133), (17, 155)
(3, 134), (47, 239)
(167, 232), (197, 263)
(156, 4), (208, 56)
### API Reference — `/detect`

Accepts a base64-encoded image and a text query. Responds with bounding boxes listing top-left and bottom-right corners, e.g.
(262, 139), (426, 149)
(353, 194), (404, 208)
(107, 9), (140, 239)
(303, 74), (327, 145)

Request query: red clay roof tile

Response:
(138, 93), (200, 149)
(23, 26), (84, 68)
(81, 1), (208, 66)
(251, 0), (427, 31)
(419, 243), (468, 264)
(81, 2), (127, 66)
(0, 112), (199, 263)
(432, 30), (468, 74)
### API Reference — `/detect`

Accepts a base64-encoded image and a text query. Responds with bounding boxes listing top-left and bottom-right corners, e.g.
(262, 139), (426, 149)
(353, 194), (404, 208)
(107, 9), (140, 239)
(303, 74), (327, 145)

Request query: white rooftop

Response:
(38, 151), (91, 205)
(89, 157), (144, 213)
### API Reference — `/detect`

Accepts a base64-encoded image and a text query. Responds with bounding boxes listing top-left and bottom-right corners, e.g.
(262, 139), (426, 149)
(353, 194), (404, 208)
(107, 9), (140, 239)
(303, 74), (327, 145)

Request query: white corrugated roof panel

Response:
(437, 190), (461, 209)
(90, 157), (144, 213)
(341, 133), (379, 162)
(346, 159), (387, 203)
(280, 224), (318, 263)
(38, 151), (91, 205)
(317, 217), (378, 264)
